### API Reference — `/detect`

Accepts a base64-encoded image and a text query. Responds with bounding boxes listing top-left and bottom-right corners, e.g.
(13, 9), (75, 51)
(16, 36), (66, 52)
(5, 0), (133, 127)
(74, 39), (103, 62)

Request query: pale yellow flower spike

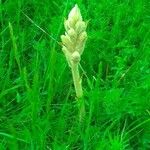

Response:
(61, 4), (87, 99)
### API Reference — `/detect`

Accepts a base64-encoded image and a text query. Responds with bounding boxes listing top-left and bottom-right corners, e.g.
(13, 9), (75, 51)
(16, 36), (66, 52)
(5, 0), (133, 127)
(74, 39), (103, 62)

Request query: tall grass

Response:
(0, 0), (150, 149)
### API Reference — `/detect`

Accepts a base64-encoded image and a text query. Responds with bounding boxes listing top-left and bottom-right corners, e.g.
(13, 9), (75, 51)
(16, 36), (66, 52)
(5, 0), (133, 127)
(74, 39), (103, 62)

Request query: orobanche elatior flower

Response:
(61, 4), (87, 121)
(61, 4), (87, 67)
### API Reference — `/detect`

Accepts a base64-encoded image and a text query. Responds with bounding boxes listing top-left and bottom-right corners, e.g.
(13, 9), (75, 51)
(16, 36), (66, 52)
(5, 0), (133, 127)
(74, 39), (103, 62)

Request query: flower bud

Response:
(78, 31), (87, 42)
(67, 29), (77, 41)
(75, 21), (86, 34)
(71, 51), (81, 64)
(68, 4), (82, 22)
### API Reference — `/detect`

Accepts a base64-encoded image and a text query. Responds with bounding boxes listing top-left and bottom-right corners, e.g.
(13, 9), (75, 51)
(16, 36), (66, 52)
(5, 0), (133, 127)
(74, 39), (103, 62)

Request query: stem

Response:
(71, 63), (83, 98)
(71, 63), (85, 122)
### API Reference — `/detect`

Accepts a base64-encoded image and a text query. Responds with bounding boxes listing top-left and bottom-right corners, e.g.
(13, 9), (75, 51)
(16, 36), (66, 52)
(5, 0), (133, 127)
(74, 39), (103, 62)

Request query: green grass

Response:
(0, 0), (150, 149)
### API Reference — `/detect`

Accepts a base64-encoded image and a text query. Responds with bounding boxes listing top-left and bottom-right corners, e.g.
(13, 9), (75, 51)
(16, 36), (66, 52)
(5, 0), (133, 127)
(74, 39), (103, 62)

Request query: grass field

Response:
(0, 0), (150, 149)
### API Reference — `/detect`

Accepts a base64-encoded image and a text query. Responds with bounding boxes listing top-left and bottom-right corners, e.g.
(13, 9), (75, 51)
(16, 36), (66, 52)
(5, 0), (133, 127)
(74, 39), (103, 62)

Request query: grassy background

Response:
(0, 0), (150, 149)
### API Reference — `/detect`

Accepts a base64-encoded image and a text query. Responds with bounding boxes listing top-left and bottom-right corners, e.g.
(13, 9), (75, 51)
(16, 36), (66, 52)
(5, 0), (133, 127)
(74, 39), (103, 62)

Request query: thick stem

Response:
(71, 63), (83, 98)
(71, 63), (85, 122)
